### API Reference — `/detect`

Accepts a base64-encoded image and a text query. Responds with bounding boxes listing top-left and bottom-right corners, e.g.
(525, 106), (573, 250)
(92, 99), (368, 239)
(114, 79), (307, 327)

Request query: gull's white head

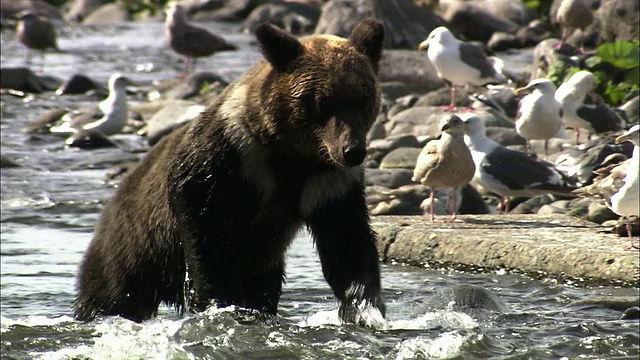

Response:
(516, 78), (557, 95)
(566, 71), (596, 92)
(418, 26), (456, 50)
(164, 2), (185, 24)
(461, 114), (486, 138)
(615, 124), (640, 147)
(107, 73), (133, 92)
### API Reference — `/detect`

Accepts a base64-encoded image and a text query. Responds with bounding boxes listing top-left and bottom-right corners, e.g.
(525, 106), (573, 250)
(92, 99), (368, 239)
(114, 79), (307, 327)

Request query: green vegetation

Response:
(522, 0), (553, 21)
(549, 41), (640, 106)
(121, 0), (171, 17)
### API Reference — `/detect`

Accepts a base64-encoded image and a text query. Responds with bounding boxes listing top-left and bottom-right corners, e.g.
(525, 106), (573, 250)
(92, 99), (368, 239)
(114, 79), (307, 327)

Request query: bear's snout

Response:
(343, 141), (367, 167)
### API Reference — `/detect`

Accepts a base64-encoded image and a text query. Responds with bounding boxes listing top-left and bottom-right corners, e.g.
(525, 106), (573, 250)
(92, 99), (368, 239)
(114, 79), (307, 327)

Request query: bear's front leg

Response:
(306, 183), (385, 326)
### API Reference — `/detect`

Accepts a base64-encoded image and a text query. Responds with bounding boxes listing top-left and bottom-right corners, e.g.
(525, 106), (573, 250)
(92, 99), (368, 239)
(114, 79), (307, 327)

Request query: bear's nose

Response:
(343, 143), (367, 167)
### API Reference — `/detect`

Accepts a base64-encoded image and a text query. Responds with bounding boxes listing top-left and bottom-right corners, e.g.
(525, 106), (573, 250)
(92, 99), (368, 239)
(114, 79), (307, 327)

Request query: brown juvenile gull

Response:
(164, 2), (237, 74)
(418, 26), (506, 112)
(555, 71), (625, 144)
(555, 0), (594, 52)
(514, 78), (564, 157)
(16, 10), (59, 66)
(412, 115), (475, 221)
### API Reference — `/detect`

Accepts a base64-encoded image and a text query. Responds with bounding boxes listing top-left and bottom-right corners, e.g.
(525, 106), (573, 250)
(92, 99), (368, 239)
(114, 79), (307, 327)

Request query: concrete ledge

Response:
(372, 215), (639, 287)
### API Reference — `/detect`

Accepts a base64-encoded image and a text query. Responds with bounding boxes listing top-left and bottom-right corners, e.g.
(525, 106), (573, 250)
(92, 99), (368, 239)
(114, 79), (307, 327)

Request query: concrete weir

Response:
(371, 214), (639, 287)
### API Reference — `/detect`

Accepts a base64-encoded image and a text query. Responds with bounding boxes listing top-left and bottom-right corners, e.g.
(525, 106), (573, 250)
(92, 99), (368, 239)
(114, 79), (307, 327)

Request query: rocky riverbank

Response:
(372, 214), (639, 286)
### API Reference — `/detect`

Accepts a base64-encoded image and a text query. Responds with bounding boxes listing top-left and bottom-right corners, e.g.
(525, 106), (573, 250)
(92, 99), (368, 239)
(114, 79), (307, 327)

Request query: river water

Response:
(1, 21), (638, 360)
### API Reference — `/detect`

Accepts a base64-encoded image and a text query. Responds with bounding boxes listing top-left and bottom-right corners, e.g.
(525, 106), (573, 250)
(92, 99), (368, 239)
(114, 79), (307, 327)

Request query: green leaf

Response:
(597, 41), (640, 71)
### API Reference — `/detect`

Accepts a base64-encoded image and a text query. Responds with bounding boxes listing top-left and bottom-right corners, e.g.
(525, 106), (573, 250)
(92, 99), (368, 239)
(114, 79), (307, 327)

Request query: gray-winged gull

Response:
(555, 0), (594, 52)
(462, 115), (576, 213)
(610, 125), (640, 221)
(515, 78), (564, 156)
(49, 73), (133, 136)
(418, 26), (505, 111)
(16, 10), (59, 66)
(555, 71), (625, 144)
(165, 2), (237, 74)
(412, 115), (475, 221)
(574, 125), (639, 246)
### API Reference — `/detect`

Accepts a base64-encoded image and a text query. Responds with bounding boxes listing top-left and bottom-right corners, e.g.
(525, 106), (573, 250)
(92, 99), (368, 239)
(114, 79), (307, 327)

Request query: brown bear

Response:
(74, 19), (386, 326)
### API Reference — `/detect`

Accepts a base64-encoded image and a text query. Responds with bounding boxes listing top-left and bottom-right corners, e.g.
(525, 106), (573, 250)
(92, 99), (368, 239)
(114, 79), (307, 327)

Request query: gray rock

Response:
(569, 296), (640, 312)
(144, 101), (205, 145)
(160, 72), (228, 100)
(531, 38), (578, 80)
(314, 0), (445, 49)
(380, 81), (412, 101)
(82, 3), (130, 24)
(515, 19), (552, 48)
(1, 67), (46, 93)
(619, 96), (639, 126)
(243, 2), (319, 34)
(193, 0), (268, 21)
(425, 284), (510, 313)
(587, 200), (619, 224)
(369, 134), (420, 153)
(487, 31), (521, 52)
(443, 1), (519, 43)
(414, 86), (473, 108)
(365, 168), (414, 189)
(56, 74), (101, 95)
(379, 147), (422, 170)
(379, 50), (444, 92)
(2, 0), (64, 21)
(64, 0), (110, 23)
(0, 155), (21, 168)
(366, 119), (387, 142)
(596, 0), (639, 44)
(510, 194), (557, 214)
(480, 0), (534, 26)
(367, 184), (429, 216)
(65, 129), (118, 149)
(485, 127), (526, 147)
(386, 106), (448, 138)
(621, 307), (640, 320)
(459, 184), (491, 215)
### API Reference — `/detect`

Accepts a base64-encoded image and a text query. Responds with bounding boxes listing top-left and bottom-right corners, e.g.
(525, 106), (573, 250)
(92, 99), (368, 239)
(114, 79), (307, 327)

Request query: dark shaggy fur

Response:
(75, 19), (386, 325)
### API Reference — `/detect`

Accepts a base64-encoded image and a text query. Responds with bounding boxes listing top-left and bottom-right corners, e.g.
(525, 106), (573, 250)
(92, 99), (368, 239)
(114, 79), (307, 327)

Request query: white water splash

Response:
(0, 315), (75, 333)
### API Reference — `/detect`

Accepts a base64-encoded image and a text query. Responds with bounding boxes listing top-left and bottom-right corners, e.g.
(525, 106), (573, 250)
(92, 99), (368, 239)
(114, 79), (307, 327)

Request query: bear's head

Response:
(253, 19), (384, 169)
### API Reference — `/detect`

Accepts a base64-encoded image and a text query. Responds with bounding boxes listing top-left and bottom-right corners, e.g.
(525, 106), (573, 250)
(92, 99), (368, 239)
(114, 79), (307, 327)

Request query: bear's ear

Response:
(255, 23), (304, 72)
(348, 18), (385, 73)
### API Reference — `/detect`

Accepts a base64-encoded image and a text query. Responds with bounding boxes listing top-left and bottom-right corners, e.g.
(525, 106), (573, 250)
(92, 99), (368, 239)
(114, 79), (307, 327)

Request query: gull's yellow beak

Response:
(418, 39), (429, 51)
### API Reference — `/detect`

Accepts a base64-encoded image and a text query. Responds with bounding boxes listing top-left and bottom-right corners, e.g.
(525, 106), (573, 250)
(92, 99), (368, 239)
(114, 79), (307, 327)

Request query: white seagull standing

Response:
(462, 115), (575, 213)
(555, 71), (625, 144)
(418, 26), (506, 111)
(50, 73), (133, 136)
(515, 78), (564, 156)
(609, 125), (640, 223)
(573, 125), (639, 247)
(412, 115), (475, 221)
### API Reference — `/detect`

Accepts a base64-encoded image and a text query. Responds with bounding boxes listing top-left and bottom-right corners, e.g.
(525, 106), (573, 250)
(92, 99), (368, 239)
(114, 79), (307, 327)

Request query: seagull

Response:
(412, 115), (475, 221)
(555, 71), (625, 144)
(418, 26), (506, 112)
(462, 115), (576, 213)
(554, 0), (594, 52)
(49, 73), (133, 136)
(610, 125), (640, 223)
(164, 2), (237, 74)
(514, 78), (564, 156)
(573, 125), (639, 247)
(15, 10), (59, 66)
